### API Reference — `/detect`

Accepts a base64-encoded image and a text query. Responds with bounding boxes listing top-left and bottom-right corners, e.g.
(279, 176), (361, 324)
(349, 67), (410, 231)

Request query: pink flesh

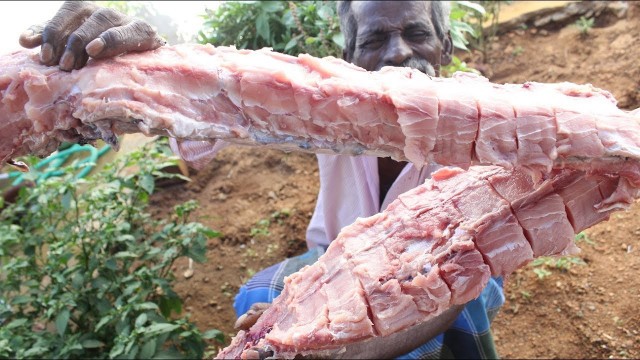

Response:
(1, 44), (639, 182)
(217, 165), (638, 359)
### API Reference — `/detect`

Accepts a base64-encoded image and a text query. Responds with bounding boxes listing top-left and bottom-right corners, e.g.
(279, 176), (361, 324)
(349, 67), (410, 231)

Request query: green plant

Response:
(442, 1), (489, 77)
(441, 54), (481, 77)
(575, 232), (595, 246)
(512, 45), (524, 57)
(250, 218), (271, 238)
(451, 1), (512, 63)
(575, 16), (595, 37)
(530, 256), (586, 280)
(0, 139), (223, 359)
(198, 1), (343, 58)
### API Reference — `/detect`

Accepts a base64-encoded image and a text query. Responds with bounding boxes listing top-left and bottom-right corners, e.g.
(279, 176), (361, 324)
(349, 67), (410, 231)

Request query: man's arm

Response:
(19, 1), (165, 71)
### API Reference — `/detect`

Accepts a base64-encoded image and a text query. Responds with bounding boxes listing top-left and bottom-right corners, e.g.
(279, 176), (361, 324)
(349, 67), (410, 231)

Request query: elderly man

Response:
(21, 1), (504, 358)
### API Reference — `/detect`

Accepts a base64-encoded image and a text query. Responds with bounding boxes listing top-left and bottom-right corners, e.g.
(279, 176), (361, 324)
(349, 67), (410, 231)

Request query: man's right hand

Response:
(19, 1), (166, 71)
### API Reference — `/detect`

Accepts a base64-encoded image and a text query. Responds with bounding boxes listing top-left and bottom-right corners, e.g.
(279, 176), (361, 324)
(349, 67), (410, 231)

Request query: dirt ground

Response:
(150, 3), (640, 358)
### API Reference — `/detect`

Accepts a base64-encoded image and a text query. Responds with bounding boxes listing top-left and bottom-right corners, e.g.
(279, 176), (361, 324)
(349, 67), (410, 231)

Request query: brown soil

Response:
(150, 3), (640, 358)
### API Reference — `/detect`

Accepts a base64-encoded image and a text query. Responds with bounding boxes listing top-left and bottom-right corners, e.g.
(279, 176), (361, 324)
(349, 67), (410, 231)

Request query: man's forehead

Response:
(351, 1), (432, 29)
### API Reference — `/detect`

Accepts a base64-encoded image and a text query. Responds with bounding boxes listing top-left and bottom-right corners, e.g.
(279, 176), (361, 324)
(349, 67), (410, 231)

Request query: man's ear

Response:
(441, 33), (453, 66)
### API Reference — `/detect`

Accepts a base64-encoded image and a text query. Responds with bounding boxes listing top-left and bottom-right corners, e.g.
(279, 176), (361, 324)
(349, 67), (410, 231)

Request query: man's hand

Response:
(234, 302), (271, 331)
(19, 1), (166, 71)
(235, 303), (464, 359)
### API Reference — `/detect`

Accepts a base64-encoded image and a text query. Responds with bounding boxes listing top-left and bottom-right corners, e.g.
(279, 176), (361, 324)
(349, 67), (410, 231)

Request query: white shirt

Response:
(169, 139), (440, 249)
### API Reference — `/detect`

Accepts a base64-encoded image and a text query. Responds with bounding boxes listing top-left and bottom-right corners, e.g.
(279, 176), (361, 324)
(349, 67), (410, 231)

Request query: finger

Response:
(59, 7), (129, 71)
(19, 23), (47, 49)
(243, 348), (274, 360)
(233, 303), (271, 330)
(86, 20), (166, 59)
(40, 1), (98, 66)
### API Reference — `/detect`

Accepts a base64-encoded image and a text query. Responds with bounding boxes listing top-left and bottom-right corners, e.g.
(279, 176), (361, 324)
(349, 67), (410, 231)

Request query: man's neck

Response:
(378, 157), (407, 208)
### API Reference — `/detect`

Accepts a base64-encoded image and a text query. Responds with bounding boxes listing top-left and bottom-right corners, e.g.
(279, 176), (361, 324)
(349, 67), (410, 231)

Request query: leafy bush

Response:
(0, 140), (223, 359)
(198, 1), (343, 58)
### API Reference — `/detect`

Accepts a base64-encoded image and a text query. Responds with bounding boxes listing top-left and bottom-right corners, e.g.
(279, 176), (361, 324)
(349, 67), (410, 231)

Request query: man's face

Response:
(348, 1), (452, 76)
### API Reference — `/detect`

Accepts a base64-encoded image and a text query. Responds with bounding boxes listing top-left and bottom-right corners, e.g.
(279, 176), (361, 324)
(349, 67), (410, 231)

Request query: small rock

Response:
(216, 265), (224, 271)
(183, 268), (194, 279)
(268, 191), (278, 200)
(186, 306), (193, 312)
(588, 304), (596, 311)
(217, 193), (228, 201)
(209, 300), (218, 307)
(622, 243), (627, 251)
(539, 29), (549, 36)
(203, 277), (210, 283)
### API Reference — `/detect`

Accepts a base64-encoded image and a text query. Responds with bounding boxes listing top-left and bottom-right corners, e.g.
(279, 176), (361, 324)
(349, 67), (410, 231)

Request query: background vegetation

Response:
(0, 141), (222, 359)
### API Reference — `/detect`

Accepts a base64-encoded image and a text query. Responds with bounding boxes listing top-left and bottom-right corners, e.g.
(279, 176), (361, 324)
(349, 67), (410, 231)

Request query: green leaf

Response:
(202, 329), (224, 343)
(95, 316), (112, 331)
(134, 302), (159, 311)
(259, 1), (281, 13)
(11, 295), (31, 305)
(256, 13), (270, 42)
(23, 347), (49, 357)
(317, 5), (332, 20)
(82, 339), (105, 349)
(144, 323), (180, 336)
(332, 32), (345, 48)
(114, 251), (138, 259)
(6, 318), (28, 329)
(135, 313), (148, 328)
(61, 189), (72, 209)
(72, 272), (84, 290)
(284, 35), (302, 51)
(56, 308), (70, 336)
(201, 228), (221, 238)
(456, 0), (486, 15)
(139, 339), (157, 359)
(159, 296), (182, 318)
(110, 342), (125, 358)
(139, 174), (155, 194)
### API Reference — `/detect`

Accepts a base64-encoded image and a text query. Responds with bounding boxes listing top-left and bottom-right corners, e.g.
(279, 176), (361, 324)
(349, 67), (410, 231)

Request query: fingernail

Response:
(233, 314), (247, 329)
(60, 52), (75, 70)
(86, 38), (105, 57)
(40, 43), (53, 63)
(19, 30), (34, 40)
(243, 349), (260, 360)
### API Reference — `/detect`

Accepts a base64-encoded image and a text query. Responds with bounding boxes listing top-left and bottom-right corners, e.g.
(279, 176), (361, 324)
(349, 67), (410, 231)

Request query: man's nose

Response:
(383, 34), (412, 66)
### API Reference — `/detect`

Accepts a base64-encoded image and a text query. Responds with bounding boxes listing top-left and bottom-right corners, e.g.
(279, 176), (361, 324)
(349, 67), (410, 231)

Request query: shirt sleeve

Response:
(168, 138), (229, 170)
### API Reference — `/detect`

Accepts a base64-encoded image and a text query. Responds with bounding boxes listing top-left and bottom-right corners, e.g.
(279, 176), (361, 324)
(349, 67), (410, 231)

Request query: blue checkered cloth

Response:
(234, 247), (504, 359)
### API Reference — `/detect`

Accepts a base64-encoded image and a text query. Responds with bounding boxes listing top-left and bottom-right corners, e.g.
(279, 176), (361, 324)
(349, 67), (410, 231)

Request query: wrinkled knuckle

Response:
(93, 7), (125, 25)
(101, 28), (125, 46)
(67, 32), (84, 46)
(61, 0), (96, 17)
(131, 20), (157, 38)
(66, 32), (86, 51)
(41, 23), (62, 44)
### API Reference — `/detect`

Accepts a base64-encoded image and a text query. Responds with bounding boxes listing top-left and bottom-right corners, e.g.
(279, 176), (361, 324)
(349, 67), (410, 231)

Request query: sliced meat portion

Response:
(1, 45), (640, 185)
(217, 164), (637, 359)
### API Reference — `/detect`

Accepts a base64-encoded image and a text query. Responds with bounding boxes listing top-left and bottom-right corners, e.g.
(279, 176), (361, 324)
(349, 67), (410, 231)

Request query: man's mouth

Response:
(377, 58), (436, 76)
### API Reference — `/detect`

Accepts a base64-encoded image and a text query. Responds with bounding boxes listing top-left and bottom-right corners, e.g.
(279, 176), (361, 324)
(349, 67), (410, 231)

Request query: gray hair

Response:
(336, 1), (451, 61)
